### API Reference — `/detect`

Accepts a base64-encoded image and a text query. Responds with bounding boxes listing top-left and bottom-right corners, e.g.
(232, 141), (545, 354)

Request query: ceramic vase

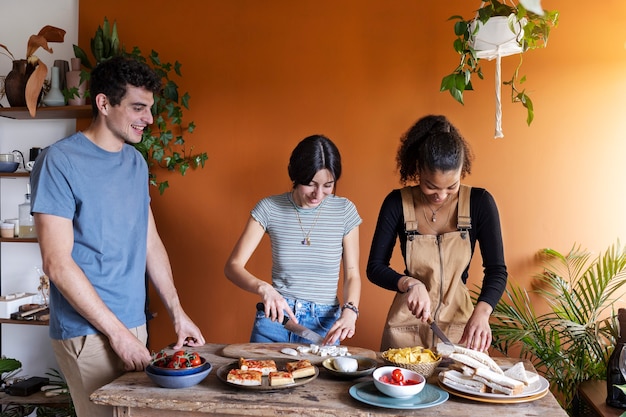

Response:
(5, 60), (29, 107)
(42, 66), (65, 107)
(66, 57), (86, 106)
(53, 59), (69, 91)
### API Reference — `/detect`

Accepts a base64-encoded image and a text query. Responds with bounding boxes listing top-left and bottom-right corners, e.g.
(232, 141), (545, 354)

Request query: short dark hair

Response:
(288, 135), (342, 187)
(89, 56), (161, 116)
(396, 115), (473, 184)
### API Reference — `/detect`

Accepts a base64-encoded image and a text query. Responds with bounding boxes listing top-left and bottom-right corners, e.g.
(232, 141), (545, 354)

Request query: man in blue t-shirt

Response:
(30, 56), (205, 417)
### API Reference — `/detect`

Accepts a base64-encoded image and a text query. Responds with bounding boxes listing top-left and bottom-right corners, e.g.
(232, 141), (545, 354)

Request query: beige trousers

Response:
(51, 325), (147, 417)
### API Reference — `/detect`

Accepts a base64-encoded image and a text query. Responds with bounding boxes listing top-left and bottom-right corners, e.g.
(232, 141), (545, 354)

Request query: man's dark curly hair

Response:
(396, 115), (473, 185)
(89, 56), (161, 116)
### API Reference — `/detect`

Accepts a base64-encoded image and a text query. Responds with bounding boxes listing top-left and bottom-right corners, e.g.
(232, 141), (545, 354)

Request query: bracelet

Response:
(405, 281), (424, 293)
(401, 276), (411, 290)
(341, 302), (359, 317)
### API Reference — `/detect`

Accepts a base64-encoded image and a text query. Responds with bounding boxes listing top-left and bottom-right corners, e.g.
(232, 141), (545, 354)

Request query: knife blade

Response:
(428, 317), (454, 346)
(256, 303), (325, 345)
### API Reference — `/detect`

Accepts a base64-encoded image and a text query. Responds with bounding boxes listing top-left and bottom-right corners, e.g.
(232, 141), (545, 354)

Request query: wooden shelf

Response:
(0, 237), (37, 243)
(0, 105), (91, 120)
(0, 171), (29, 177)
(0, 390), (70, 406)
(0, 318), (48, 326)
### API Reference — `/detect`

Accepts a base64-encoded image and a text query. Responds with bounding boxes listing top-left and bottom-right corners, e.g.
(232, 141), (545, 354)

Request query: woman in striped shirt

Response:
(225, 135), (362, 346)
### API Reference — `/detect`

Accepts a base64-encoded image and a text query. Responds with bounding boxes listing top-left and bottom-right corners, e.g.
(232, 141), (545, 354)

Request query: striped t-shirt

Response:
(251, 192), (362, 305)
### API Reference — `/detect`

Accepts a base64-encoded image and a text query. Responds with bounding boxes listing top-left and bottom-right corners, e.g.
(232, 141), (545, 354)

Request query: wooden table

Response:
(91, 343), (569, 417)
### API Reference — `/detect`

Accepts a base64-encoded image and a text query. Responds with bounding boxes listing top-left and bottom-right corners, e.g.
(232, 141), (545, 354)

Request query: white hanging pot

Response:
(468, 15), (526, 138)
(469, 15), (525, 60)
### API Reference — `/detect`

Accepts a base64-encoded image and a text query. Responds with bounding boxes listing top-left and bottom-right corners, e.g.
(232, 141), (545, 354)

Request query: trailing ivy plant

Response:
(482, 242), (626, 413)
(440, 0), (559, 126)
(73, 17), (207, 194)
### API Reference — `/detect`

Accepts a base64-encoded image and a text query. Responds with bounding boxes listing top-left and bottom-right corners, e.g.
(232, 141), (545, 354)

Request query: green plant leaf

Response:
(488, 241), (626, 413)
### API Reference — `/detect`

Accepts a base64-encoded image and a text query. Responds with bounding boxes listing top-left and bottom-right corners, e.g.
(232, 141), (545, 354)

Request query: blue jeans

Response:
(250, 298), (340, 344)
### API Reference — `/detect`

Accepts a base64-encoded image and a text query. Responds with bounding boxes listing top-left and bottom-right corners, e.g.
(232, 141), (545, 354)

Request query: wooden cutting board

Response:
(220, 343), (378, 365)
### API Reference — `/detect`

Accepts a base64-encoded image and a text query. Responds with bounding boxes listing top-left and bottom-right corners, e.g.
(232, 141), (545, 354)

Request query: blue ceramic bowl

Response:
(145, 361), (212, 389)
(147, 357), (208, 376)
(0, 162), (19, 173)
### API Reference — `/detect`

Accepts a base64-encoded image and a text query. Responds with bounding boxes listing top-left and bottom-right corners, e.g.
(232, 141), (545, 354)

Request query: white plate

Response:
(438, 369), (549, 400)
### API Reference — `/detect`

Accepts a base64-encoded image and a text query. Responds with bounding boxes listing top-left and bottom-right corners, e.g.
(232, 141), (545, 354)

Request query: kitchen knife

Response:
(428, 317), (454, 346)
(256, 302), (325, 345)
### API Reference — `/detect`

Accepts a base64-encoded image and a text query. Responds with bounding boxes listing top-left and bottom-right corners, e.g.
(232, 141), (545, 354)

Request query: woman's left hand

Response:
(459, 301), (493, 352)
(322, 312), (357, 345)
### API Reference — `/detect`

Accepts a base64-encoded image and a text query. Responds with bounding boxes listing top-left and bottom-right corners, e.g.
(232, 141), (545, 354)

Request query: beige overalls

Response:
(381, 185), (474, 351)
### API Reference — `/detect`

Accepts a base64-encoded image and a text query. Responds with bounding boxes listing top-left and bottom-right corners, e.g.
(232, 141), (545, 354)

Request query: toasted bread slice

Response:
(239, 358), (278, 376)
(269, 371), (295, 386)
(227, 369), (263, 386)
(286, 359), (316, 378)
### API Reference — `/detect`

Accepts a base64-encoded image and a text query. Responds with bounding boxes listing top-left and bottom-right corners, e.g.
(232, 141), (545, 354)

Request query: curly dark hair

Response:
(396, 115), (473, 185)
(89, 56), (161, 116)
(288, 135), (342, 188)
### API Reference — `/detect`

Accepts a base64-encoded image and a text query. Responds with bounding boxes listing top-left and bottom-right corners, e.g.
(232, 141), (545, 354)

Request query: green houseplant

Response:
(440, 0), (558, 131)
(73, 18), (207, 194)
(484, 242), (626, 414)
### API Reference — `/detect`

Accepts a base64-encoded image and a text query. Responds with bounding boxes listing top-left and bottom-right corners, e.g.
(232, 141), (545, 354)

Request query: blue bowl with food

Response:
(145, 361), (212, 389)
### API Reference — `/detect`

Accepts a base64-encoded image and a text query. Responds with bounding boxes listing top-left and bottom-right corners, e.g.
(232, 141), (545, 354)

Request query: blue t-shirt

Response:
(30, 132), (150, 340)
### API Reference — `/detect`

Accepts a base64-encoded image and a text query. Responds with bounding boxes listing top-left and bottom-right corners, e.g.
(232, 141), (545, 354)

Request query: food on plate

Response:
(382, 346), (440, 364)
(268, 371), (295, 386)
(285, 359), (316, 378)
(297, 344), (350, 357)
(441, 369), (487, 393)
(333, 357), (358, 373)
(503, 361), (539, 386)
(437, 342), (502, 374)
(238, 358), (278, 376)
(226, 369), (263, 386)
(280, 347), (299, 356)
(150, 349), (203, 369)
(378, 368), (422, 386)
(438, 343), (535, 395)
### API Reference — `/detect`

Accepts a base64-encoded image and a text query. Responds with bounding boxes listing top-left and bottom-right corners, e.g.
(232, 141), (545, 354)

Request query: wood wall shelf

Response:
(0, 172), (30, 178)
(0, 105), (91, 120)
(0, 318), (48, 326)
(0, 237), (37, 243)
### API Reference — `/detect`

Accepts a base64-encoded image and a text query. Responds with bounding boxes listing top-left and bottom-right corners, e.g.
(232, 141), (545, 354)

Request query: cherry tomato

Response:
(189, 352), (202, 367)
(391, 368), (404, 384)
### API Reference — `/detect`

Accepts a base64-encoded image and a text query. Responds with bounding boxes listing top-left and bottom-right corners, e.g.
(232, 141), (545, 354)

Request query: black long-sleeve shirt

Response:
(366, 187), (507, 309)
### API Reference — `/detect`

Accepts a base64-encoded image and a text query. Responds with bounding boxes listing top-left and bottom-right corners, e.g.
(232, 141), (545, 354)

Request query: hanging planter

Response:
(469, 14), (525, 138)
(440, 0), (559, 138)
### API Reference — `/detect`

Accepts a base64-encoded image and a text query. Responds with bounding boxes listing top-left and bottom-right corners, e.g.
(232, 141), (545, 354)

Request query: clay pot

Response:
(4, 59), (45, 108)
(5, 60), (29, 107)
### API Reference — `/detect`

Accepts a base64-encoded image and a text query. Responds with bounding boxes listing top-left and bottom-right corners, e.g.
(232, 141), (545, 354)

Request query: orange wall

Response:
(79, 1), (626, 352)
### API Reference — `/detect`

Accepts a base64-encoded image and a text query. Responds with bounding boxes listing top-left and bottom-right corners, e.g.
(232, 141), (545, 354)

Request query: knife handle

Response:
(255, 302), (289, 325)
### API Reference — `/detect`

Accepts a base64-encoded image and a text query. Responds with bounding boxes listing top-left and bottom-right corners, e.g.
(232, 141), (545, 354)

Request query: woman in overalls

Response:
(367, 115), (507, 352)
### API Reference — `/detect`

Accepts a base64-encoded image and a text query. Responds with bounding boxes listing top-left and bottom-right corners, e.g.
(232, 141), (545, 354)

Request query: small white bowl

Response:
(372, 366), (425, 398)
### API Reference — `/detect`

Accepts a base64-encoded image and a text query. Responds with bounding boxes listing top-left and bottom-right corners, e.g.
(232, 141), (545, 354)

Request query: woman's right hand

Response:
(403, 278), (431, 322)
(259, 286), (298, 324)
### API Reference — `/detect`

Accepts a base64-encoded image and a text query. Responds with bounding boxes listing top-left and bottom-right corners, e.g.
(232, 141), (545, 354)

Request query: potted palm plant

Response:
(440, 0), (558, 137)
(483, 242), (626, 414)
(73, 18), (207, 194)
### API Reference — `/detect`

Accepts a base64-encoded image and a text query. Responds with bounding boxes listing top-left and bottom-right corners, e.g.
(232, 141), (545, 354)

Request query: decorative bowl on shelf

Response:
(0, 161), (19, 173)
(145, 361), (212, 389)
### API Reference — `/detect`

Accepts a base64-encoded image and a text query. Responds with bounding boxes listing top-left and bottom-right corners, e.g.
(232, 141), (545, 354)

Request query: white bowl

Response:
(372, 366), (425, 398)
